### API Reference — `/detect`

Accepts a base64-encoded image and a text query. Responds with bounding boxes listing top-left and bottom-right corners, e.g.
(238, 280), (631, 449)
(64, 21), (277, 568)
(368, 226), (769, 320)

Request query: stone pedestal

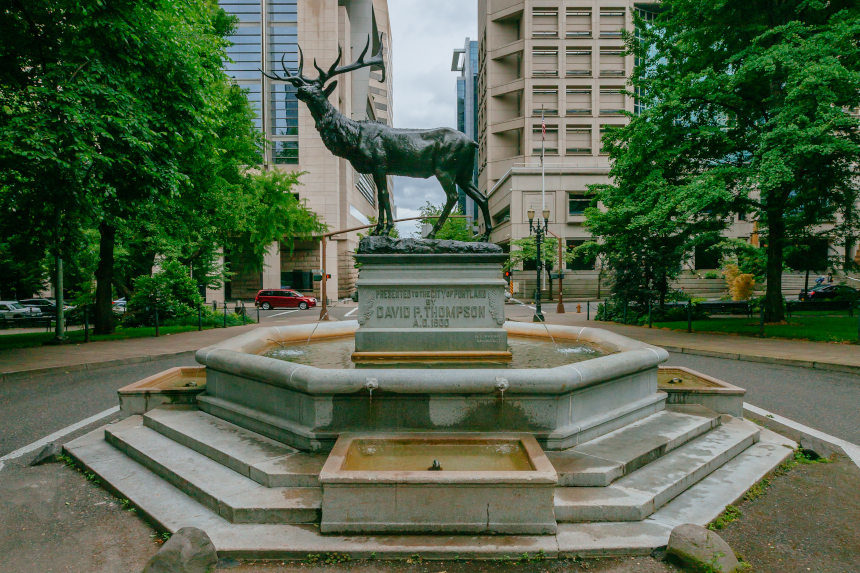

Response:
(353, 238), (509, 359)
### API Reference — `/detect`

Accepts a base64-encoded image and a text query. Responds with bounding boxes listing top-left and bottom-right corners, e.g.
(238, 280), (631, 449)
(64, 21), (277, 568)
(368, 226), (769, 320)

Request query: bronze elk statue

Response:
(263, 36), (493, 240)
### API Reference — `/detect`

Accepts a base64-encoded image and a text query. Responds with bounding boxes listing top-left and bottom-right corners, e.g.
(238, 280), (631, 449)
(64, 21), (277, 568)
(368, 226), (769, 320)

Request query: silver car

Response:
(0, 301), (42, 319)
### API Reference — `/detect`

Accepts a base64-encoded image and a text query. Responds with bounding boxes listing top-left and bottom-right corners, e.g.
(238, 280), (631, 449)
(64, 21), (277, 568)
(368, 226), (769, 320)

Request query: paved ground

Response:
(2, 447), (856, 572)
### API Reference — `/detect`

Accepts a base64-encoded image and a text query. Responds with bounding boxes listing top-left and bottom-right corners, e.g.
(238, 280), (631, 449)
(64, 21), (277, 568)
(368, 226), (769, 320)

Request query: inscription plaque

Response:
(352, 250), (510, 356)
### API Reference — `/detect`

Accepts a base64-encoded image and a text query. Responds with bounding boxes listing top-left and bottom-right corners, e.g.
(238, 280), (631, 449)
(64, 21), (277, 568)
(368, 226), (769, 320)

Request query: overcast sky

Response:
(387, 1), (478, 236)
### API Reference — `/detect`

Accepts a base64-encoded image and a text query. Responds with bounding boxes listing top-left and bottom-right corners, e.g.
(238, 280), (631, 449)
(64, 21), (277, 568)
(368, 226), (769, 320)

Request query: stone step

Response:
(547, 405), (721, 486)
(63, 421), (793, 558)
(104, 416), (320, 524)
(143, 407), (324, 487)
(554, 417), (760, 522)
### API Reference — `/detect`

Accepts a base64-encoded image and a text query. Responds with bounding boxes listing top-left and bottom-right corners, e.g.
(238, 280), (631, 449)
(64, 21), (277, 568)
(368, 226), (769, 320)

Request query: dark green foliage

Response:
(588, 0), (860, 320)
(0, 1), (322, 333)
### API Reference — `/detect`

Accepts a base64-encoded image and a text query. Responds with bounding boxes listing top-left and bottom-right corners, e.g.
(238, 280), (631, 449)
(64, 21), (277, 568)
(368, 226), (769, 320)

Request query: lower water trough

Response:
(319, 433), (558, 534)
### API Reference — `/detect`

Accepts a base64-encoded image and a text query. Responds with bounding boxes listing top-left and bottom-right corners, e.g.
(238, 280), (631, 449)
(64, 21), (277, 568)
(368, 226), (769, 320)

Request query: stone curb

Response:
(743, 403), (860, 468)
(0, 351), (195, 383)
(658, 345), (860, 375)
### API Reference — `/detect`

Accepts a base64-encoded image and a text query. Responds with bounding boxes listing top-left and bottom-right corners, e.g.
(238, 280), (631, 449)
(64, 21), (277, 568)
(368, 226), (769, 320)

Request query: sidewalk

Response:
(0, 314), (322, 380)
(506, 303), (860, 374)
(1, 304), (858, 380)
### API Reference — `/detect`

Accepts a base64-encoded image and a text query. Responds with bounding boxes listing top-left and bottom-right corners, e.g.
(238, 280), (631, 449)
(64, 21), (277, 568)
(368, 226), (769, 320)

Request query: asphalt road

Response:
(1, 316), (858, 458)
(0, 355), (197, 458)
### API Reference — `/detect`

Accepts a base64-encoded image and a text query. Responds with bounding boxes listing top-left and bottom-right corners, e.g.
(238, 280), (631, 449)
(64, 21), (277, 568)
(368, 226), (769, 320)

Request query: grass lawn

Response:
(653, 311), (859, 343)
(0, 324), (227, 351)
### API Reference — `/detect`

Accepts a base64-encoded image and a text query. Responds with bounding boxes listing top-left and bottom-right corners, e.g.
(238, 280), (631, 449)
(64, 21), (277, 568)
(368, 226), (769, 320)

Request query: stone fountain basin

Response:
(658, 366), (746, 417)
(318, 432), (558, 534)
(195, 320), (669, 452)
(117, 366), (206, 415)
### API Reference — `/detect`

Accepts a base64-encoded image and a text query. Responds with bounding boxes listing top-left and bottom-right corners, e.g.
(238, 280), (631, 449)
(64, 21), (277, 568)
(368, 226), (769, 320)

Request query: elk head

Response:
(262, 34), (385, 106)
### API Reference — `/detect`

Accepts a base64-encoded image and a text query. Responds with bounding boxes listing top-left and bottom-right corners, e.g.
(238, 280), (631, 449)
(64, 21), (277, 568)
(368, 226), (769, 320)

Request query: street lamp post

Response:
(527, 207), (550, 323)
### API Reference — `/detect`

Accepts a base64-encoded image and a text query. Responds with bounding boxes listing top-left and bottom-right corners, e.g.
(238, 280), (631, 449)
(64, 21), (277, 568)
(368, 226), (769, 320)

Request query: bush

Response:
(730, 274), (755, 301)
(124, 260), (202, 327)
(596, 298), (709, 325)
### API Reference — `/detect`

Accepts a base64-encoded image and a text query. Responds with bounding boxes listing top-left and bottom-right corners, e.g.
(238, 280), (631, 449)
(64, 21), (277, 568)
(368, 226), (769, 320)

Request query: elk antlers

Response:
(262, 34), (385, 87)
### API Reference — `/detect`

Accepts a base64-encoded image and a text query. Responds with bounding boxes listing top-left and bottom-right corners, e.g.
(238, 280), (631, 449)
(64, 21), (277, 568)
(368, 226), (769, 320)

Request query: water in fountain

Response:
(264, 335), (604, 369)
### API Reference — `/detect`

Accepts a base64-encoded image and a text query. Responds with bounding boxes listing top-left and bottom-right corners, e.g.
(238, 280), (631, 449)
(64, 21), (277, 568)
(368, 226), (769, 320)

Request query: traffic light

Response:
(504, 270), (512, 282)
(326, 274), (331, 280)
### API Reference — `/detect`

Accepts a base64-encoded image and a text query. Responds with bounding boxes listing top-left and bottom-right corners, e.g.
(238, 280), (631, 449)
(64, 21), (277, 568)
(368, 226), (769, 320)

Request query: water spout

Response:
(428, 459), (442, 471)
(495, 377), (509, 404)
(365, 377), (378, 406)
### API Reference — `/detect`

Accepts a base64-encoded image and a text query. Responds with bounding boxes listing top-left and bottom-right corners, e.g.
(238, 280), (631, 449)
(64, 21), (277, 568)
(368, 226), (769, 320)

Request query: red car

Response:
(255, 289), (317, 310)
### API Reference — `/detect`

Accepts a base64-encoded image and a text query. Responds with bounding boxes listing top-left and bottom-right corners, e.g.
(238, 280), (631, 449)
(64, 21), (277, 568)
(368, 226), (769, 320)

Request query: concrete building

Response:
(477, 1), (664, 268)
(210, 0), (394, 303)
(476, 1), (860, 298)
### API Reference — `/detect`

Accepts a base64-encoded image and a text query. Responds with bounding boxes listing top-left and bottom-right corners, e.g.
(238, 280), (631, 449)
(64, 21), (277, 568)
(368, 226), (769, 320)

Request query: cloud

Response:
(388, 1), (477, 216)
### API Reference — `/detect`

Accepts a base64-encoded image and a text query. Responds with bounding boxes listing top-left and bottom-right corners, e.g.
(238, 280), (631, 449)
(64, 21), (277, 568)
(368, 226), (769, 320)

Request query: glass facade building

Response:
(453, 39), (480, 221)
(220, 0), (299, 164)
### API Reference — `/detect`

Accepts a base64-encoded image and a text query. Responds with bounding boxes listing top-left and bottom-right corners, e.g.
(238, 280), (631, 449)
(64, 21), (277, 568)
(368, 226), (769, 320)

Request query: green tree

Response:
(605, 0), (860, 321)
(416, 202), (478, 241)
(1, 1), (323, 334)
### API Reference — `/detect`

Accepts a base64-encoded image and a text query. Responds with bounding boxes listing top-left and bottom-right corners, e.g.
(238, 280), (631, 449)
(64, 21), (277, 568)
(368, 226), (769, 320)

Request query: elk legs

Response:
(428, 175), (459, 239)
(458, 178), (493, 241)
(373, 173), (394, 235)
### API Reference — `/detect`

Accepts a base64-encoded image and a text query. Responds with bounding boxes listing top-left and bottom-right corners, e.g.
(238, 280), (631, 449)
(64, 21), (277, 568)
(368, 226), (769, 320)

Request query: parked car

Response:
(799, 284), (858, 301)
(254, 289), (317, 310)
(112, 297), (127, 313)
(19, 298), (74, 315)
(0, 301), (42, 319)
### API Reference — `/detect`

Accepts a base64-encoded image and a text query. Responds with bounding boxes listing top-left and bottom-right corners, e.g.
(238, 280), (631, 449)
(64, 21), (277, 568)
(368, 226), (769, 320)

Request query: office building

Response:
(211, 0), (393, 302)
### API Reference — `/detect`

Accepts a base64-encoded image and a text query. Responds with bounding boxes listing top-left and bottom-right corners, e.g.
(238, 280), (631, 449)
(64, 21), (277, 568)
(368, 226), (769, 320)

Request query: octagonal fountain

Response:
(195, 319), (668, 455)
(65, 238), (793, 556)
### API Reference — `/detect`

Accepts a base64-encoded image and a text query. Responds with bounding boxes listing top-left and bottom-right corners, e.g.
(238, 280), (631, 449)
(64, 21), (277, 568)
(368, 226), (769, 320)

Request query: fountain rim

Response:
(196, 320), (668, 396)
(196, 320), (668, 395)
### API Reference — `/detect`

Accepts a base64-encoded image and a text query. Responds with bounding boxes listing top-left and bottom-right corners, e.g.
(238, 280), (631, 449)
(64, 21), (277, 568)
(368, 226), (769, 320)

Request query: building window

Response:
(532, 8), (558, 38)
(565, 49), (592, 77)
(532, 87), (558, 116)
(565, 9), (591, 38)
(566, 88), (592, 115)
(599, 49), (625, 77)
(271, 83), (298, 136)
(568, 193), (590, 215)
(375, 102), (388, 111)
(566, 239), (595, 270)
(565, 125), (591, 154)
(493, 206), (511, 225)
(273, 140), (298, 164)
(599, 88), (626, 115)
(599, 8), (625, 38)
(356, 173), (376, 206)
(533, 123), (559, 155)
(532, 48), (558, 77)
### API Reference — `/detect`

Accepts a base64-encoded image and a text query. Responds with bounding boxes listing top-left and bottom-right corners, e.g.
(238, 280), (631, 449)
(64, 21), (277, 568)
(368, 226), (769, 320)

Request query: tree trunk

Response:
(764, 205), (785, 322)
(94, 222), (116, 334)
